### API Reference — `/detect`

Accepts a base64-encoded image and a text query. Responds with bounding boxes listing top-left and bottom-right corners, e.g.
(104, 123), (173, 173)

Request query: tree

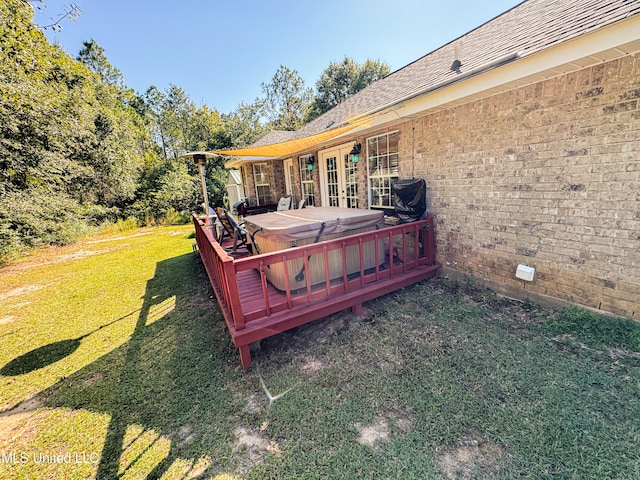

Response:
(129, 84), (229, 220)
(22, 0), (81, 32)
(1, 0), (146, 257)
(219, 101), (268, 148)
(142, 86), (170, 159)
(307, 57), (390, 121)
(354, 58), (390, 91)
(261, 65), (313, 131)
(77, 39), (124, 86)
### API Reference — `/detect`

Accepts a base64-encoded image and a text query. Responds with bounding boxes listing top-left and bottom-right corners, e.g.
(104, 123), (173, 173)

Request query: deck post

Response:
(222, 258), (245, 330)
(239, 344), (252, 371)
(351, 303), (364, 316)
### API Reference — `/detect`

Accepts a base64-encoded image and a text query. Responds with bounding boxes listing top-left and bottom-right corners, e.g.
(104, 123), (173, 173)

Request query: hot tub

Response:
(244, 207), (384, 290)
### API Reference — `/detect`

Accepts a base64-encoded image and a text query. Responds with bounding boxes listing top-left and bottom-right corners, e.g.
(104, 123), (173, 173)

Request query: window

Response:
(253, 163), (271, 205)
(367, 131), (399, 208)
(299, 155), (315, 206)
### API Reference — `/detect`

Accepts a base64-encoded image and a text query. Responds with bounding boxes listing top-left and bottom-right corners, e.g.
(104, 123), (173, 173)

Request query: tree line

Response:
(0, 0), (389, 261)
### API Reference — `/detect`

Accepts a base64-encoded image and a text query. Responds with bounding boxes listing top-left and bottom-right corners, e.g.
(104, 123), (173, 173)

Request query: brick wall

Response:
(402, 54), (640, 319)
(241, 161), (286, 206)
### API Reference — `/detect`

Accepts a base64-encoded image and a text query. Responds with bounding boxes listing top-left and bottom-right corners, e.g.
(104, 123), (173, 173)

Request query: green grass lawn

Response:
(1, 225), (639, 479)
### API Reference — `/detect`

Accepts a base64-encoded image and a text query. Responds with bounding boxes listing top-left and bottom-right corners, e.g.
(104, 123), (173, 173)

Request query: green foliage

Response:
(307, 57), (390, 121)
(219, 101), (268, 148)
(77, 38), (124, 86)
(0, 0), (147, 261)
(98, 216), (139, 234)
(153, 161), (199, 212)
(261, 65), (313, 131)
(1, 0), (394, 260)
(0, 187), (88, 259)
(163, 207), (189, 225)
(542, 307), (640, 352)
(0, 1), (205, 259)
(0, 2), (144, 204)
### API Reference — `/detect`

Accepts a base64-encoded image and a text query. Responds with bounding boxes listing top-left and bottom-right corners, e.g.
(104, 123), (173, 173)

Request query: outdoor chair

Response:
(214, 207), (260, 254)
(276, 196), (292, 211)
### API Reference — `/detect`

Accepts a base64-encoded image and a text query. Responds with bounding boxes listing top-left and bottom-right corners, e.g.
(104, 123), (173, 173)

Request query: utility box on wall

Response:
(516, 264), (535, 282)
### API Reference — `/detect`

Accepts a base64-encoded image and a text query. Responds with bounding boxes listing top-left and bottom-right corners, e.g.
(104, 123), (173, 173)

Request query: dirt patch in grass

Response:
(1, 249), (112, 274)
(296, 313), (350, 343)
(174, 425), (196, 448)
(232, 426), (278, 471)
(355, 417), (390, 448)
(243, 394), (263, 414)
(0, 316), (17, 325)
(386, 401), (416, 434)
(553, 334), (640, 361)
(0, 284), (48, 301)
(86, 231), (153, 244)
(55, 249), (111, 263)
(0, 396), (45, 448)
(299, 355), (329, 375)
(437, 432), (507, 479)
(81, 370), (104, 387)
(355, 401), (415, 450)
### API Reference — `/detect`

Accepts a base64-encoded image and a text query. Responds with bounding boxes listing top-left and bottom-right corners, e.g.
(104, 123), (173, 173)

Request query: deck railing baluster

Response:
(259, 260), (270, 317)
(223, 259), (244, 329)
(387, 229), (394, 275)
(358, 238), (365, 286)
(323, 245), (331, 296)
(282, 255), (292, 310)
(402, 227), (408, 273)
(341, 241), (348, 290)
(374, 233), (381, 281)
(426, 217), (435, 265)
(303, 251), (312, 302)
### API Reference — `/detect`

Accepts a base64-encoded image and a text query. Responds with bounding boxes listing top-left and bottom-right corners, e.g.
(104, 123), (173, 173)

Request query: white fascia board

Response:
(367, 14), (640, 125)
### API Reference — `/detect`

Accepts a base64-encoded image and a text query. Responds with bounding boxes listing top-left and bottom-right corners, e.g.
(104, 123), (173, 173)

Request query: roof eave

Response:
(364, 14), (640, 128)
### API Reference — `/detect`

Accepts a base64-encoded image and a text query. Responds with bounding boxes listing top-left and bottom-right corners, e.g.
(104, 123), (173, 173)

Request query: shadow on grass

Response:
(0, 311), (139, 376)
(21, 253), (241, 479)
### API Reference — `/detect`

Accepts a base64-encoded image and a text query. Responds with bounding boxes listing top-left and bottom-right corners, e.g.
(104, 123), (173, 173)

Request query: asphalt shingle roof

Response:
(293, 0), (640, 138)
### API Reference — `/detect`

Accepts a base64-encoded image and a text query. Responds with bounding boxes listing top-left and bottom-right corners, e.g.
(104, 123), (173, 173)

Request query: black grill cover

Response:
(393, 178), (426, 223)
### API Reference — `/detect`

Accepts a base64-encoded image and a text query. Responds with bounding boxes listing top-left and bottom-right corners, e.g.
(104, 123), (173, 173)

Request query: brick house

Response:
(215, 0), (640, 319)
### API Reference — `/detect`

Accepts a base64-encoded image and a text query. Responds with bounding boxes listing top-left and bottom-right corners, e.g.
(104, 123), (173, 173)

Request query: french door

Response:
(283, 158), (296, 204)
(319, 144), (359, 208)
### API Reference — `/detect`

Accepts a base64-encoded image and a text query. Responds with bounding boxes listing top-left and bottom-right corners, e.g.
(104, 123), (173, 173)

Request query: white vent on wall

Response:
(516, 264), (535, 282)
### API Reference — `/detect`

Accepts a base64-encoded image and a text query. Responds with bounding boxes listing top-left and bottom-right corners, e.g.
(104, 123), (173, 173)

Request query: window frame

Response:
(367, 131), (399, 209)
(252, 163), (271, 206)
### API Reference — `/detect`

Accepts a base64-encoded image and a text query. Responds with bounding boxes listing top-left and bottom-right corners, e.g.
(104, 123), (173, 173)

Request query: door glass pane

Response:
(325, 156), (339, 207)
(344, 154), (358, 208)
(286, 161), (295, 202)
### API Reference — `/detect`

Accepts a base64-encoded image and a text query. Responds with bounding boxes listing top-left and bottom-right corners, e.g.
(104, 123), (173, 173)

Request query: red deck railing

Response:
(193, 213), (441, 370)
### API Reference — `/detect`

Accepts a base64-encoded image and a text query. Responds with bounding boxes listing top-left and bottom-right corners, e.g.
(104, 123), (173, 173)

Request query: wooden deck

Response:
(193, 213), (441, 370)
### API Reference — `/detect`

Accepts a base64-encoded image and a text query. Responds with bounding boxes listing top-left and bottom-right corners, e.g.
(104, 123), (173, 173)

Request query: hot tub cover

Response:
(245, 207), (383, 243)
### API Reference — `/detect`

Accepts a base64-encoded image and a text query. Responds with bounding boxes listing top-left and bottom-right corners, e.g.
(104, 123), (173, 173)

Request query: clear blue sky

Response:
(35, 0), (521, 114)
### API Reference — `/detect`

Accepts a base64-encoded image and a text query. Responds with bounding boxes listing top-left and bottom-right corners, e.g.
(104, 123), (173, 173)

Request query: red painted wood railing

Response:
(192, 213), (440, 369)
